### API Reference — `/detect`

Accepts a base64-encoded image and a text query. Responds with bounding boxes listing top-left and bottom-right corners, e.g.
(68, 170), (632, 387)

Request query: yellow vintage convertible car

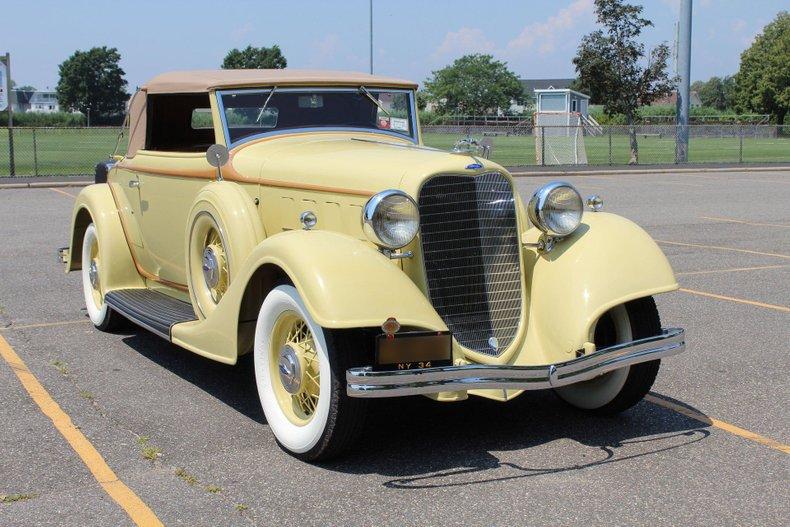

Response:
(62, 69), (685, 461)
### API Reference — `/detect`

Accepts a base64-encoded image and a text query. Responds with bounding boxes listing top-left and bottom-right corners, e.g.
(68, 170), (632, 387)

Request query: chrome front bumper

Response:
(346, 328), (685, 398)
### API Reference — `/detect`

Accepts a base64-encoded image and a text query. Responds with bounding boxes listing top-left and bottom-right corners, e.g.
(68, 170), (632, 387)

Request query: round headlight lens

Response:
(528, 182), (584, 236)
(362, 190), (420, 249)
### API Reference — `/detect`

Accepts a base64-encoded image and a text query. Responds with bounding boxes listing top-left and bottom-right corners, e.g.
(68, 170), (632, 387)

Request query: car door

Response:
(107, 166), (159, 274)
(130, 93), (218, 287)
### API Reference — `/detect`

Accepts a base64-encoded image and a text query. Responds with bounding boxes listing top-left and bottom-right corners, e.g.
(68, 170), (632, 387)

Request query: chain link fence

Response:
(422, 124), (790, 167)
(0, 124), (788, 177)
(0, 127), (124, 177)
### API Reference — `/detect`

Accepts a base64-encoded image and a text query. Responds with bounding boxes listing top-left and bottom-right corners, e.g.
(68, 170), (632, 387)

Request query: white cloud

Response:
(506, 0), (594, 57)
(731, 19), (747, 32)
(431, 27), (495, 59)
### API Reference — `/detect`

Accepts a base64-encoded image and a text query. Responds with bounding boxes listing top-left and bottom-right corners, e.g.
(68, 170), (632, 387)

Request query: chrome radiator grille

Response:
(418, 172), (523, 356)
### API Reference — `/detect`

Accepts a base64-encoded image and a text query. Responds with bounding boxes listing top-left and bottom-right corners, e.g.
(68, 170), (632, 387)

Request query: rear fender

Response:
(66, 184), (143, 291)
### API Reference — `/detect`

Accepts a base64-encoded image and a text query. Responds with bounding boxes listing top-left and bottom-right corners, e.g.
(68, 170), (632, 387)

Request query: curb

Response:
(509, 166), (790, 177)
(0, 181), (92, 190)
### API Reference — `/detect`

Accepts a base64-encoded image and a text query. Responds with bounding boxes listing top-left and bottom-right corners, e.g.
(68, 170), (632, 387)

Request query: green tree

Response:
(221, 45), (287, 69)
(735, 11), (789, 124)
(691, 76), (737, 110)
(572, 0), (674, 163)
(16, 85), (37, 92)
(423, 54), (523, 115)
(56, 46), (128, 119)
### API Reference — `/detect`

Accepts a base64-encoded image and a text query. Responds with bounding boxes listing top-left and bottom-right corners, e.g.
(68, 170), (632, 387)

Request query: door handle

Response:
(129, 180), (140, 188)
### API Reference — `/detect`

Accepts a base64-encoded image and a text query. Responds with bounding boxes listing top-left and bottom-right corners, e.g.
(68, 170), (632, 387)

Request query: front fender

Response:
(241, 230), (447, 330)
(518, 212), (678, 365)
(171, 230), (446, 364)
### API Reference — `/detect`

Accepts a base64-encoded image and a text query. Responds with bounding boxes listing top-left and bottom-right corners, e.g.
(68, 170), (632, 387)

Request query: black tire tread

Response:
(286, 328), (370, 462)
(588, 296), (662, 416)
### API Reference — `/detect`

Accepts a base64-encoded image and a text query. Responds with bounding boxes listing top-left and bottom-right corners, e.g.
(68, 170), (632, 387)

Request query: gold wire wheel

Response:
(202, 227), (229, 304)
(269, 312), (321, 426)
(88, 236), (102, 309)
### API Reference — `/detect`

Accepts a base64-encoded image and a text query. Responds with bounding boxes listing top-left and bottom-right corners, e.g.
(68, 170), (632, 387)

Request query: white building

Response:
(28, 91), (60, 113)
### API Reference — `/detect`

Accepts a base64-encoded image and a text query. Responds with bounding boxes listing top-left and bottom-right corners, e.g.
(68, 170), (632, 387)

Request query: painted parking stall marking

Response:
(0, 334), (163, 527)
(646, 394), (790, 455)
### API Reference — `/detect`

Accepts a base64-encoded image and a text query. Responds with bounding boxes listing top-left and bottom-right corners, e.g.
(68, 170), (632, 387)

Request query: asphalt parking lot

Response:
(1, 169), (788, 526)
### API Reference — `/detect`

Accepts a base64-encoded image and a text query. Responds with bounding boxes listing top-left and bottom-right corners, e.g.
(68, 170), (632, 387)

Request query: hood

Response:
(230, 132), (503, 196)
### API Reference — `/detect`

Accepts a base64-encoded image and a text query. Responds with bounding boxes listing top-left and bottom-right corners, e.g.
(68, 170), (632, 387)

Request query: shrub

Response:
(0, 111), (86, 127)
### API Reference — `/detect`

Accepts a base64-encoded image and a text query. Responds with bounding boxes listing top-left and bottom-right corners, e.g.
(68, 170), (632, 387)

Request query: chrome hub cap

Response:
(88, 259), (99, 290)
(278, 344), (302, 394)
(202, 247), (220, 289)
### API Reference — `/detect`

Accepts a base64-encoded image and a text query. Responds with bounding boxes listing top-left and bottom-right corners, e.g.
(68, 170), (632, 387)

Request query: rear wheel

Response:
(253, 285), (368, 461)
(554, 296), (661, 415)
(81, 223), (124, 331)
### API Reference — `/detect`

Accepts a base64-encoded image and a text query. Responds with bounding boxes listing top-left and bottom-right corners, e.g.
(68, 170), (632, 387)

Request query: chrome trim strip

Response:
(346, 328), (685, 398)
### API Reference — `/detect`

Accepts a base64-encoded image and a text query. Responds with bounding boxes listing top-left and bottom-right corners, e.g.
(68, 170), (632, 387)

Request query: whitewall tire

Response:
(81, 223), (123, 331)
(555, 297), (662, 415)
(253, 285), (367, 461)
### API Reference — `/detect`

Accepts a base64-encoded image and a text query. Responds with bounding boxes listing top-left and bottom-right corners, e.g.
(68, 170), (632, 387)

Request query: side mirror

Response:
(206, 144), (229, 181)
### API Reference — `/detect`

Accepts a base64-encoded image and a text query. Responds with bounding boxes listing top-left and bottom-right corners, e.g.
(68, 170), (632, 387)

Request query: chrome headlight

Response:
(362, 190), (420, 249)
(527, 182), (583, 237)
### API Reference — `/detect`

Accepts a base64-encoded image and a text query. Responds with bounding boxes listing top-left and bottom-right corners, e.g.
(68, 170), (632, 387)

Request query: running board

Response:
(105, 289), (196, 340)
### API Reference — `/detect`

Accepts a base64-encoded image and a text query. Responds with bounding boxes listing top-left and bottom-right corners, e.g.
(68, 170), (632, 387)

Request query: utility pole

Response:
(369, 0), (374, 74)
(675, 0), (692, 163)
(2, 53), (14, 177)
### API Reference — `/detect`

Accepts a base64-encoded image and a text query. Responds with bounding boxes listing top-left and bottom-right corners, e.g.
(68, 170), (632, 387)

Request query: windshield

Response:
(218, 88), (415, 145)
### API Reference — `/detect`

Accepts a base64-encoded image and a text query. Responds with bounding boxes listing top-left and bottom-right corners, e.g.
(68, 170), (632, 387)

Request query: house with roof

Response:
(28, 91), (60, 113)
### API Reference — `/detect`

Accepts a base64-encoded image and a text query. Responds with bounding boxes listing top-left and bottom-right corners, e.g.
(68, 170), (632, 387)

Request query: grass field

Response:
(1, 128), (788, 176)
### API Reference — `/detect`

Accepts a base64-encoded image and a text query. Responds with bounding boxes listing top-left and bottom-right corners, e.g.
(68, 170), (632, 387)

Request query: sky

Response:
(2, 0), (784, 92)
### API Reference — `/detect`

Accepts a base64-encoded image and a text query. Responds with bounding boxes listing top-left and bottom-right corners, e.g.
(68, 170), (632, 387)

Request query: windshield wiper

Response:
(256, 86), (277, 123)
(358, 86), (391, 117)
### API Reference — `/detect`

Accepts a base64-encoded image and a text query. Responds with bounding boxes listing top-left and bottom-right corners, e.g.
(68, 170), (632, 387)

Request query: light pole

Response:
(369, 0), (373, 74)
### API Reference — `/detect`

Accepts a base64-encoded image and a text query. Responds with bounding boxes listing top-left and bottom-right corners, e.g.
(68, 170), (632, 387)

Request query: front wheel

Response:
(554, 296), (662, 415)
(253, 285), (367, 461)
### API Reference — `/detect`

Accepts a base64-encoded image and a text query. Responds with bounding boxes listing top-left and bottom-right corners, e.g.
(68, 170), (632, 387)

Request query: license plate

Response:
(374, 331), (452, 371)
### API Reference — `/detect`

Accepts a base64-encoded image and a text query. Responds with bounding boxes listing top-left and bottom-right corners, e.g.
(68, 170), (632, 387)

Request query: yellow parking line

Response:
(679, 287), (790, 312)
(701, 216), (790, 228)
(676, 264), (788, 276)
(0, 334), (163, 527)
(49, 187), (77, 199)
(656, 239), (790, 260)
(645, 395), (790, 454)
(0, 319), (91, 331)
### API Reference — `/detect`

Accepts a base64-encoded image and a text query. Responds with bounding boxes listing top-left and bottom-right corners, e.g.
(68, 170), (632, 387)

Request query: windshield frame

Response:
(216, 86), (418, 148)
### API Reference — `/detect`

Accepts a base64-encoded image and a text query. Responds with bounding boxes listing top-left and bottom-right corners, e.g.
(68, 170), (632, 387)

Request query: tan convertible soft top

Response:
(125, 69), (417, 157)
(143, 69), (418, 93)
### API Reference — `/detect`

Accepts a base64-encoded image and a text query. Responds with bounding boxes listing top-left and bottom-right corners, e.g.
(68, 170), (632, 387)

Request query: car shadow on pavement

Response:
(121, 330), (710, 487)
(120, 331), (265, 423)
(327, 393), (710, 488)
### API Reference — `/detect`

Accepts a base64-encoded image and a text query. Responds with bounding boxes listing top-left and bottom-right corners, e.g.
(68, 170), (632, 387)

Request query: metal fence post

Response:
(738, 124), (743, 163)
(4, 53), (15, 177)
(540, 126), (545, 166)
(608, 127), (613, 165)
(33, 128), (39, 176)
